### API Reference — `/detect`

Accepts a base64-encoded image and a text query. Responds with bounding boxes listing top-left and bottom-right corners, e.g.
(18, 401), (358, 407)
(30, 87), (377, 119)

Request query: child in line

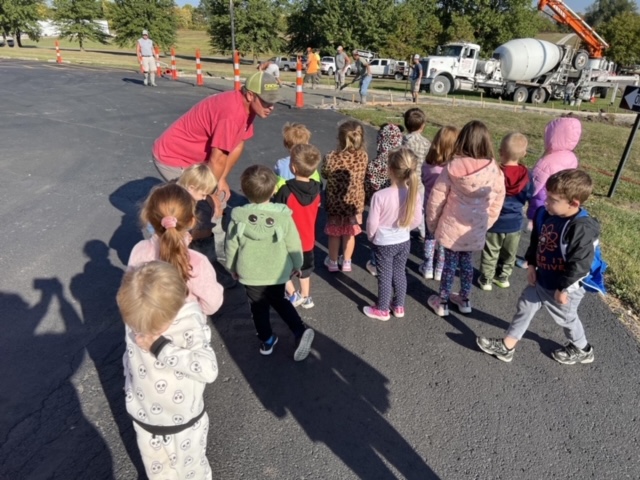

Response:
(274, 144), (322, 309)
(477, 169), (599, 365)
(479, 133), (533, 290)
(402, 108), (431, 239)
(517, 117), (582, 268)
(274, 122), (320, 185)
(321, 120), (368, 273)
(129, 183), (223, 316)
(364, 147), (423, 321)
(419, 125), (459, 280)
(426, 120), (505, 316)
(225, 165), (315, 361)
(118, 261), (218, 479)
(365, 123), (403, 276)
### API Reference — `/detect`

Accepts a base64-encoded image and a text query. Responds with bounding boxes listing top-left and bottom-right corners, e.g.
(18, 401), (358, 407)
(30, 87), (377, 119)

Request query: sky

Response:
(174, 0), (640, 12)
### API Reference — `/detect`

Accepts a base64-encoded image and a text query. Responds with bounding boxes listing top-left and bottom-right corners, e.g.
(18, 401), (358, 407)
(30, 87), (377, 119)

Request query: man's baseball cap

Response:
(142, 29), (149, 35)
(414, 54), (420, 59)
(352, 50), (360, 55)
(245, 72), (281, 104)
(337, 46), (343, 51)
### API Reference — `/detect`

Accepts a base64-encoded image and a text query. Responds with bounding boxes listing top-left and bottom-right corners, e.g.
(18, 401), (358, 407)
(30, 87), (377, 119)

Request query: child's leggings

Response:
(439, 249), (473, 302)
(423, 232), (445, 273)
(374, 241), (410, 311)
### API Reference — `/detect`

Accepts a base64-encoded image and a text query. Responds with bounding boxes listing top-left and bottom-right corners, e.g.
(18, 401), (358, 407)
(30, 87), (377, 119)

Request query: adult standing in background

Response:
(304, 47), (319, 89)
(352, 50), (372, 104)
(258, 60), (283, 87)
(410, 54), (423, 103)
(314, 49), (322, 85)
(137, 29), (158, 87)
(335, 46), (350, 90)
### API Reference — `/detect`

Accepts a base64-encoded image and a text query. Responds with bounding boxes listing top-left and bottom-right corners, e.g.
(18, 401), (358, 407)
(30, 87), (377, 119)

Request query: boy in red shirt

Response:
(274, 144), (322, 308)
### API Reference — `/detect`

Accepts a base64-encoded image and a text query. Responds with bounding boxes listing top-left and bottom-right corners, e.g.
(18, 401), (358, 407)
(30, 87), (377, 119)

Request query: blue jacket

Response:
(489, 164), (533, 234)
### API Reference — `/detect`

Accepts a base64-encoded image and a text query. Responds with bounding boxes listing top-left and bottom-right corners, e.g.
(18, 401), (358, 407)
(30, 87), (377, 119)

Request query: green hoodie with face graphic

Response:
(225, 202), (303, 286)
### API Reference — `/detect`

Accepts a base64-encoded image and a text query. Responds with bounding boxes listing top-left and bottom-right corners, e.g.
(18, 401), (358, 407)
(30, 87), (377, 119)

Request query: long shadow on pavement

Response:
(212, 285), (440, 479)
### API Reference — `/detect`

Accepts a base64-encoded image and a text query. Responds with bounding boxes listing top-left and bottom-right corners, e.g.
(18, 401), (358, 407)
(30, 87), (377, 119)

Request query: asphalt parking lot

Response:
(1, 60), (639, 480)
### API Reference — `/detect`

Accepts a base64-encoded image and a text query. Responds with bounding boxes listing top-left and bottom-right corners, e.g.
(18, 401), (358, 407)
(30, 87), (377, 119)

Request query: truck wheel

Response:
(430, 75), (451, 96)
(328, 67), (334, 76)
(394, 72), (403, 81)
(530, 87), (548, 104)
(283, 65), (290, 72)
(573, 50), (589, 70)
(512, 86), (528, 104)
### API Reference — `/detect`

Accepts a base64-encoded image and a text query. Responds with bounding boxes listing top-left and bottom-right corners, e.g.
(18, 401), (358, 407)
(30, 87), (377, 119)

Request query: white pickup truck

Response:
(368, 58), (408, 80)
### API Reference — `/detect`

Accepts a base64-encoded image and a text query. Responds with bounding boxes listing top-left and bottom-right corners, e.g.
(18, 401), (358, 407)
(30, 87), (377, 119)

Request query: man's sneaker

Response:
(450, 293), (472, 313)
(419, 263), (434, 279)
(324, 256), (339, 273)
(294, 328), (314, 361)
(363, 306), (391, 321)
(365, 260), (378, 276)
(515, 258), (528, 269)
(301, 296), (314, 309)
(260, 334), (278, 356)
(143, 78), (148, 86)
(552, 343), (594, 365)
(151, 83), (157, 87)
(493, 276), (510, 289)
(341, 259), (352, 272)
(476, 337), (515, 362)
(392, 306), (405, 318)
(427, 295), (449, 317)
(478, 276), (493, 291)
(288, 291), (304, 307)
(434, 269), (443, 281)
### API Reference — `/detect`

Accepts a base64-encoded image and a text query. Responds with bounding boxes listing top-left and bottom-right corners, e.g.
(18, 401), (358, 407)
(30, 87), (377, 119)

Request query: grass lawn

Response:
(342, 104), (640, 310)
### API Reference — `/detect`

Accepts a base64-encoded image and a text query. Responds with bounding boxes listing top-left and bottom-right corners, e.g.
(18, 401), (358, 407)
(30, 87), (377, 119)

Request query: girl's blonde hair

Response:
(388, 147), (419, 228)
(117, 261), (187, 335)
(425, 126), (460, 166)
(338, 120), (365, 152)
(453, 120), (495, 160)
(140, 183), (196, 282)
(176, 165), (218, 195)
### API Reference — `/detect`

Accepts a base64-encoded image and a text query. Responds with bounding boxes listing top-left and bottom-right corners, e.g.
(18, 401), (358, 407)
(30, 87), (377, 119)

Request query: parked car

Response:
(368, 58), (408, 80)
(0, 37), (15, 47)
(320, 56), (352, 76)
(270, 56), (305, 71)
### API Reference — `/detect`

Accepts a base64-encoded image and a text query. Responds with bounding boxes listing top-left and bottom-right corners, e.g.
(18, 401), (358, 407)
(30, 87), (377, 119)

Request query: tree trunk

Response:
(16, 30), (23, 47)
(79, 35), (84, 52)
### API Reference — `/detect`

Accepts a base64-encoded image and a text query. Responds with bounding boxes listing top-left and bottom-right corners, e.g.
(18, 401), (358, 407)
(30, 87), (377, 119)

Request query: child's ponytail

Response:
(140, 183), (196, 282)
(388, 147), (418, 228)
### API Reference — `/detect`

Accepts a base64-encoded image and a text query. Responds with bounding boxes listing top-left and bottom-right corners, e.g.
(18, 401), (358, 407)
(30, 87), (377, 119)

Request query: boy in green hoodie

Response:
(226, 165), (315, 361)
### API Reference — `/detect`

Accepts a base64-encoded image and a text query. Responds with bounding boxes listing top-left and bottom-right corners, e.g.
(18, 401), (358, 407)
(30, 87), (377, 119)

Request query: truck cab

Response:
(421, 42), (481, 94)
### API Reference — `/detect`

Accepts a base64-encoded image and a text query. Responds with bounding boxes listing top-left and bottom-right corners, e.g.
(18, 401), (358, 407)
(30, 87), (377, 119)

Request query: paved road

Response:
(1, 60), (639, 480)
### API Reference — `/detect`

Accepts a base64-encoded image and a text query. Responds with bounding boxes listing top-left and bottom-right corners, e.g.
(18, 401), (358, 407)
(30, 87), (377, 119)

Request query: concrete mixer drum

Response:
(494, 38), (562, 82)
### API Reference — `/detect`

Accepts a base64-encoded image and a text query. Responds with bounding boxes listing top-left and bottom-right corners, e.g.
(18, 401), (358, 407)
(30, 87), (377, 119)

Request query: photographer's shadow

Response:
(214, 287), (439, 479)
(0, 279), (114, 479)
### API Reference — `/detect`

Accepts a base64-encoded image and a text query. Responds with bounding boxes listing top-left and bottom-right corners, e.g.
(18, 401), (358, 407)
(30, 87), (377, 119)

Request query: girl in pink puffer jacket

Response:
(426, 121), (505, 317)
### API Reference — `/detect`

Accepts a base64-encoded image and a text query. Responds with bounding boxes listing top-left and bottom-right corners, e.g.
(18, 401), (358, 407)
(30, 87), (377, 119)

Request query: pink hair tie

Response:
(161, 216), (178, 229)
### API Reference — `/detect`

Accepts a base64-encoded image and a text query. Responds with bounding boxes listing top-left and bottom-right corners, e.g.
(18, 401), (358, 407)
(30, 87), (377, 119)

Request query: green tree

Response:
(287, 0), (355, 54)
(191, 0), (208, 30)
(585, 0), (637, 27)
(110, 0), (176, 50)
(53, 0), (109, 50)
(444, 13), (475, 43)
(174, 5), (193, 29)
(384, 0), (442, 58)
(207, 0), (285, 61)
(0, 0), (44, 46)
(598, 13), (640, 65)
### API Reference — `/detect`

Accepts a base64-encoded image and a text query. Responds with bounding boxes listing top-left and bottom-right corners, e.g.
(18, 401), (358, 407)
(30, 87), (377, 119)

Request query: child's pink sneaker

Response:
(392, 306), (405, 318)
(324, 256), (339, 273)
(450, 293), (472, 314)
(341, 259), (352, 272)
(363, 306), (390, 321)
(427, 295), (449, 317)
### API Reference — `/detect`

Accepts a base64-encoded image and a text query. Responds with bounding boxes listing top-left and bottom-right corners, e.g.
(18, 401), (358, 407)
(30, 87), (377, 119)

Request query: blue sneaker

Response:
(260, 334), (278, 356)
(288, 291), (304, 307)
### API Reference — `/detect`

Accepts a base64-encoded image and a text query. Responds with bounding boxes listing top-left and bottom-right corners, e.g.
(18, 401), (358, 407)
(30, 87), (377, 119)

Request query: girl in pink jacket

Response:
(128, 183), (223, 316)
(426, 121), (505, 316)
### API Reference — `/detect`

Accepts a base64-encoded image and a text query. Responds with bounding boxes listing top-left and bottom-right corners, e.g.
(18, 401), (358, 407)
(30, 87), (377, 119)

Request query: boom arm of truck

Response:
(538, 0), (609, 58)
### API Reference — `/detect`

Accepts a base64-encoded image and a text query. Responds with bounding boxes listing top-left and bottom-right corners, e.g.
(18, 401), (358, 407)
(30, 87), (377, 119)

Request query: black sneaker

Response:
(260, 334), (278, 356)
(476, 337), (515, 362)
(293, 328), (314, 361)
(552, 343), (594, 365)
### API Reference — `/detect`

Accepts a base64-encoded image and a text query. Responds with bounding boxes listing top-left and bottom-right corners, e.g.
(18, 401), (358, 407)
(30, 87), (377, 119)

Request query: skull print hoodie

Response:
(123, 301), (218, 434)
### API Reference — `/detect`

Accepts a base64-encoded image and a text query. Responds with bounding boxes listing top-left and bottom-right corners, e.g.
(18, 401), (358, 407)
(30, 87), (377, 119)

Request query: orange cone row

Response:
(295, 57), (304, 108)
(233, 50), (241, 91)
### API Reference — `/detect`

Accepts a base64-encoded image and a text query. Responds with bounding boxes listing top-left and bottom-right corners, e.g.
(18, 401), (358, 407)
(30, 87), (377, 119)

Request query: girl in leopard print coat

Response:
(320, 120), (368, 273)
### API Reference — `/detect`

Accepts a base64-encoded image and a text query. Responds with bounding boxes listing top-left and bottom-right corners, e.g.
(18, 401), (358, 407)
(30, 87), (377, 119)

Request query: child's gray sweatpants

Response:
(506, 284), (588, 349)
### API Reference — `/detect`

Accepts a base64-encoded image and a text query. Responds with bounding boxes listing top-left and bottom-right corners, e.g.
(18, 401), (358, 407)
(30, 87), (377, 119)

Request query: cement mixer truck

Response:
(420, 38), (638, 104)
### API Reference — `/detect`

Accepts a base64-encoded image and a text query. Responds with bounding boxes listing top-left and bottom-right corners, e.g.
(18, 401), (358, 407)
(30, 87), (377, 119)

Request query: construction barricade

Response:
(233, 50), (241, 91)
(296, 57), (304, 108)
(196, 49), (204, 86)
(155, 46), (162, 77)
(171, 47), (178, 80)
(55, 41), (62, 64)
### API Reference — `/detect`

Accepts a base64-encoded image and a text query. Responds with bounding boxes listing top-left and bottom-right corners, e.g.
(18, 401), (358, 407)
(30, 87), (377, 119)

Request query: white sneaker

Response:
(450, 293), (472, 314)
(427, 295), (449, 317)
(365, 260), (377, 276)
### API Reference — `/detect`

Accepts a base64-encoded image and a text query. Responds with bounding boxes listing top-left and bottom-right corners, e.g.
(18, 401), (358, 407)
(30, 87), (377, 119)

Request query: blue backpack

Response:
(535, 207), (608, 294)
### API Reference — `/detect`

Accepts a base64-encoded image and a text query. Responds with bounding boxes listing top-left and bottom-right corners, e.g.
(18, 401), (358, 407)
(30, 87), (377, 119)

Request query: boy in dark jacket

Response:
(274, 144), (322, 309)
(477, 169), (600, 365)
(479, 133), (533, 290)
